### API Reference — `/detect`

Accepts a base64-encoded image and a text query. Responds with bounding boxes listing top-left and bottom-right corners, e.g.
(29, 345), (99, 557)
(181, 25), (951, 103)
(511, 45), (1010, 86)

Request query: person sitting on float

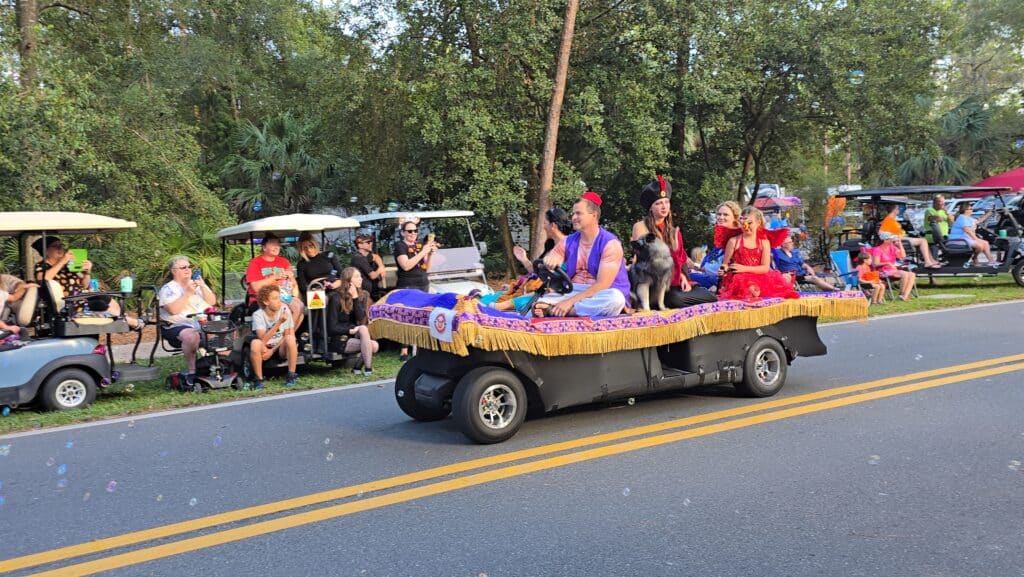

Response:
(629, 176), (716, 308)
(717, 206), (799, 301)
(690, 200), (741, 290)
(481, 207), (572, 312)
(534, 191), (630, 317)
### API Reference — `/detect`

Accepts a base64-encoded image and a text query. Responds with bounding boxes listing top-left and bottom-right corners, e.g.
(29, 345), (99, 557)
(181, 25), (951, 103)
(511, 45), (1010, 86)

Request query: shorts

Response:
(162, 325), (194, 348)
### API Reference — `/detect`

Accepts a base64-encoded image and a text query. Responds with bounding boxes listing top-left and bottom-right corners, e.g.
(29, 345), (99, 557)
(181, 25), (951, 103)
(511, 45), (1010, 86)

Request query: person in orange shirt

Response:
(856, 252), (885, 304)
(879, 204), (942, 268)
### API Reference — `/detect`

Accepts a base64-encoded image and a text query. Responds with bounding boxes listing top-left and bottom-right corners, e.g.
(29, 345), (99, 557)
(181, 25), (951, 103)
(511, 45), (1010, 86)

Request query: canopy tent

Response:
(966, 167), (1024, 197)
(753, 196), (801, 210)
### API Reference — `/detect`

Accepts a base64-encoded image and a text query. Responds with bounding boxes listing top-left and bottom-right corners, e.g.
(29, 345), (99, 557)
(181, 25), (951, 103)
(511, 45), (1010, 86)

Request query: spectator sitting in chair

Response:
(879, 204), (942, 269)
(158, 256), (217, 388)
(873, 232), (917, 301)
(772, 235), (839, 291)
(245, 233), (304, 333)
(296, 232), (343, 300)
(534, 191), (630, 317)
(250, 284), (299, 389)
(924, 194), (954, 243)
(856, 252), (885, 305)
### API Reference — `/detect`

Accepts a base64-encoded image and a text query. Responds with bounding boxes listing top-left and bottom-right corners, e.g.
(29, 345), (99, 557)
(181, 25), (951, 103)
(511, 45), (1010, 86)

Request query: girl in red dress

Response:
(718, 207), (799, 301)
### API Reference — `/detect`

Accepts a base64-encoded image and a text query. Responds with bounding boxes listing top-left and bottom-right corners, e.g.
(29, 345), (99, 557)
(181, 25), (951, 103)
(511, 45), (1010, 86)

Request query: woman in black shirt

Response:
(296, 232), (343, 299)
(349, 234), (386, 299)
(392, 221), (436, 291)
(326, 267), (379, 376)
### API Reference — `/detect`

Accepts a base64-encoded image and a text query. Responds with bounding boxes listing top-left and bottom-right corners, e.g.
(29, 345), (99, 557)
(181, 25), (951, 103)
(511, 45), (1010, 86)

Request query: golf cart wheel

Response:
(452, 367), (527, 444)
(40, 368), (97, 411)
(1012, 261), (1024, 288)
(735, 337), (788, 398)
(394, 362), (449, 422)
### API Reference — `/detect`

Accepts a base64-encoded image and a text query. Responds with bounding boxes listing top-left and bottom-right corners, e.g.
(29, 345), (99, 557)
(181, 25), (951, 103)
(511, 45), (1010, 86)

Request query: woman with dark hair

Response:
(326, 267), (379, 376)
(511, 207), (572, 273)
(630, 176), (716, 309)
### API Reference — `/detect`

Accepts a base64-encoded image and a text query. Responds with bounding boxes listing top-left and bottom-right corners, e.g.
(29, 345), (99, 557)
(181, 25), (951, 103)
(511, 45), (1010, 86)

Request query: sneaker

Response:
(184, 373), (196, 387)
(253, 379), (265, 390)
(285, 372), (299, 387)
(990, 262), (1000, 268)
(362, 368), (373, 377)
(399, 353), (409, 362)
(962, 261), (973, 269)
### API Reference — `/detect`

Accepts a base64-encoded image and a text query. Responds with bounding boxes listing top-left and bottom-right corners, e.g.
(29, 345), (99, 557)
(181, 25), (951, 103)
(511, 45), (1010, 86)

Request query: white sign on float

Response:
(307, 289), (327, 310)
(428, 308), (456, 342)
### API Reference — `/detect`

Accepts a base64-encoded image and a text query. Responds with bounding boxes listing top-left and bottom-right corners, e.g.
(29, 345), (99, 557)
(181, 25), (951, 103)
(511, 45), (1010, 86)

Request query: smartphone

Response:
(67, 249), (88, 273)
(191, 268), (203, 281)
(426, 233), (435, 245)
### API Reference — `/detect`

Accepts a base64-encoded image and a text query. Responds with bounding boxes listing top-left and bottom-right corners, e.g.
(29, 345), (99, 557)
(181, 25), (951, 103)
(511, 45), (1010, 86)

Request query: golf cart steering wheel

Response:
(533, 259), (573, 295)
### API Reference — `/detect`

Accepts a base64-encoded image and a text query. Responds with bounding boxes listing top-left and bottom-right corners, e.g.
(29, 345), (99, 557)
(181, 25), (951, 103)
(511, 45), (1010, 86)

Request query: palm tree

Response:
(897, 97), (996, 185)
(221, 113), (328, 218)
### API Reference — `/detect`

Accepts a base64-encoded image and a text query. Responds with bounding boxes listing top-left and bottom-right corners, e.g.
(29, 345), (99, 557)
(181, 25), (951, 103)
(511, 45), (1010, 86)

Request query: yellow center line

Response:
(24, 361), (1024, 577)
(4, 352), (1024, 574)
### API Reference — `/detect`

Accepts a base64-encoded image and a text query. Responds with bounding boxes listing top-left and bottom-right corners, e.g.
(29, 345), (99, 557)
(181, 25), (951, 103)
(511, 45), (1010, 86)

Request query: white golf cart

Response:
(214, 214), (363, 369)
(352, 210), (492, 296)
(0, 212), (160, 411)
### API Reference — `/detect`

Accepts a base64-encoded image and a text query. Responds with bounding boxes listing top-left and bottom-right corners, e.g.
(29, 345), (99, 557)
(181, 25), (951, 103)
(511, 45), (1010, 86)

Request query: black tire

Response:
(1012, 261), (1024, 288)
(452, 367), (527, 444)
(735, 338), (788, 398)
(394, 361), (449, 422)
(39, 368), (97, 411)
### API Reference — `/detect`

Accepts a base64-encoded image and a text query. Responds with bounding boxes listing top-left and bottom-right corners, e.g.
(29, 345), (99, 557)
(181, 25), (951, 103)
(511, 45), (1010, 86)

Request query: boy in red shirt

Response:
(245, 233), (304, 331)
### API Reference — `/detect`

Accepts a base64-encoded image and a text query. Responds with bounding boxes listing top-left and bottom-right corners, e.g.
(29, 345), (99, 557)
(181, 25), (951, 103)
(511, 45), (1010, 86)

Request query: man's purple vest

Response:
(564, 227), (631, 303)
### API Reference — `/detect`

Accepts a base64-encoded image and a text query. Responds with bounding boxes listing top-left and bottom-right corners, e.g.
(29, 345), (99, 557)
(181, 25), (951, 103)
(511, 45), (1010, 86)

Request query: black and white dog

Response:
(629, 233), (674, 311)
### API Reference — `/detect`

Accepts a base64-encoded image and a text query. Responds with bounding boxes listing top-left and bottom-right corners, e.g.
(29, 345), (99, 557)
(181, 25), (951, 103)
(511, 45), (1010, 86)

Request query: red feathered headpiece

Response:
(713, 225), (789, 249)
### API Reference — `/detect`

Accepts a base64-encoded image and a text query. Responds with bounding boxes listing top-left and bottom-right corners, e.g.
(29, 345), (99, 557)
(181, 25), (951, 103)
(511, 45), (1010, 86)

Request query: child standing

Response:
(856, 252), (885, 304)
(250, 284), (299, 389)
(718, 207), (799, 301)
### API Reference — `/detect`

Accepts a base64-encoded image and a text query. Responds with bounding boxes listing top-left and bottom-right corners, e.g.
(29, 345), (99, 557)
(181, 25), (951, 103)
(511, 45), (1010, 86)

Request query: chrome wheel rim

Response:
(477, 384), (517, 430)
(55, 379), (87, 408)
(754, 348), (782, 387)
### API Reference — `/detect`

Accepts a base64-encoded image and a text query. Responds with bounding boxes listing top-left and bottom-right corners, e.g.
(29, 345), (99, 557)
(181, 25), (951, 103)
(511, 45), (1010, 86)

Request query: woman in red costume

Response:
(717, 206), (799, 301)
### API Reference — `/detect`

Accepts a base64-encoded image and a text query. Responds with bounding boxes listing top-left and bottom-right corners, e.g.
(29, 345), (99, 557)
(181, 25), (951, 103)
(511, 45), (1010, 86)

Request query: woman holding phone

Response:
(392, 218), (438, 360)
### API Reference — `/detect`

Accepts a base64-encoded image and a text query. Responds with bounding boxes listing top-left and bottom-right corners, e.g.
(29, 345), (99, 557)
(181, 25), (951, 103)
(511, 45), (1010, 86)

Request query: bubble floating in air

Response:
(105, 481), (118, 493)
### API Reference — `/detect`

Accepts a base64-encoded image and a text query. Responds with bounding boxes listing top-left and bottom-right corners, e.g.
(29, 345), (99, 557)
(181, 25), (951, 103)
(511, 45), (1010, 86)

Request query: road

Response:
(1, 301), (1023, 577)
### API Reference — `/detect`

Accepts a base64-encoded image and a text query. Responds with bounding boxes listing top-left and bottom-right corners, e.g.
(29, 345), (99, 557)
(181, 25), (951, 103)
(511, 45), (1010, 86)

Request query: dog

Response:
(629, 233), (674, 311)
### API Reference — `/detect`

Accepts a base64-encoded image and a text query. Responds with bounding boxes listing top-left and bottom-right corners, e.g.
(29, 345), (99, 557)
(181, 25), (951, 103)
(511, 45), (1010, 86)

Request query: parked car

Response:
(970, 194), (1023, 228)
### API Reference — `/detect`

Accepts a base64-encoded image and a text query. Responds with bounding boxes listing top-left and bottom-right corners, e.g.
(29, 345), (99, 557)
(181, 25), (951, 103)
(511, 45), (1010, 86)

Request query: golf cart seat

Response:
(40, 279), (129, 337)
(1, 283), (37, 328)
(929, 222), (972, 258)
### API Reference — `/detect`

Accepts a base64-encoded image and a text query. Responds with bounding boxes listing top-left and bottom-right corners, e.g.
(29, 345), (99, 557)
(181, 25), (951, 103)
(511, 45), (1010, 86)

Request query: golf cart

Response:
(352, 211), (492, 296)
(834, 185), (1024, 286)
(0, 212), (160, 412)
(369, 265), (868, 444)
(214, 214), (363, 369)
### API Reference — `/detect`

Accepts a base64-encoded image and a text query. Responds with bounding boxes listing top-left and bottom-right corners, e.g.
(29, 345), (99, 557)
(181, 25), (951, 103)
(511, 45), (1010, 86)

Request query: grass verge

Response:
(2, 276), (1020, 435)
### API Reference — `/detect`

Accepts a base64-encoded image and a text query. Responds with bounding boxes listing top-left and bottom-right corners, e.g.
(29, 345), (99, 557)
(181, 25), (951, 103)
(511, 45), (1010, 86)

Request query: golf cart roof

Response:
(834, 185), (1012, 199)
(216, 214), (361, 243)
(0, 212), (138, 235)
(353, 210), (475, 224)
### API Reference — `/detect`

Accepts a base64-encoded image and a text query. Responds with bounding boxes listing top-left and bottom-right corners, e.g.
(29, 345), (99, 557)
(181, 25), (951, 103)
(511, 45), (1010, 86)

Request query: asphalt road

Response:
(2, 301), (1023, 577)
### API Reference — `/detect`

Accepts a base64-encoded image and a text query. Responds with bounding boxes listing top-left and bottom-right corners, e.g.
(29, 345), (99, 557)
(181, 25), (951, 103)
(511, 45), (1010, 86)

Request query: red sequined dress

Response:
(719, 238), (800, 301)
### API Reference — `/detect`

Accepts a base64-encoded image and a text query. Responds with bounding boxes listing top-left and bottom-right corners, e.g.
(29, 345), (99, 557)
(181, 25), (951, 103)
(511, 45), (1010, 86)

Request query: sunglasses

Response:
(403, 228), (418, 233)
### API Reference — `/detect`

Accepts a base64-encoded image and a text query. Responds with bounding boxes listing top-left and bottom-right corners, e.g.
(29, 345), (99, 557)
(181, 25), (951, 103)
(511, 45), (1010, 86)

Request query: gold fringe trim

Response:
(370, 295), (867, 358)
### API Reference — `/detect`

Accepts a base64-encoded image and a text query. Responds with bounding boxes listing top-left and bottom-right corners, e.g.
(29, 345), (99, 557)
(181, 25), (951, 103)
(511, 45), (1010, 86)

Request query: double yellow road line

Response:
(8, 353), (1024, 577)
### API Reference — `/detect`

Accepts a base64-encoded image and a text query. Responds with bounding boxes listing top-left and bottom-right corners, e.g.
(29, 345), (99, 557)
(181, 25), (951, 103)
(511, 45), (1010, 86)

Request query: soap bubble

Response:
(189, 497), (198, 507)
(0, 495), (5, 506)
(622, 487), (631, 497)
(156, 494), (163, 502)
(64, 440), (74, 449)
(159, 450), (169, 458)
(56, 464), (67, 476)
(127, 420), (135, 428)
(325, 452), (334, 462)
(119, 433), (126, 440)
(213, 435), (222, 447)
(82, 492), (91, 502)
(32, 422), (41, 429)
(46, 457), (55, 467)
(868, 455), (881, 465)
(323, 438), (330, 445)
(682, 498), (691, 506)
(914, 354), (923, 361)
(627, 398), (635, 406)
(56, 479), (68, 489)
(105, 481), (118, 493)
(848, 69), (865, 85)
(0, 444), (9, 456)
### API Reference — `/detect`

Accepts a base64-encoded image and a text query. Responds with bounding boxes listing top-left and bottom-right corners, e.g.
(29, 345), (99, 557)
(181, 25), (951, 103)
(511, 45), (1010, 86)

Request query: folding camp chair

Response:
(878, 266), (920, 300)
(828, 250), (859, 291)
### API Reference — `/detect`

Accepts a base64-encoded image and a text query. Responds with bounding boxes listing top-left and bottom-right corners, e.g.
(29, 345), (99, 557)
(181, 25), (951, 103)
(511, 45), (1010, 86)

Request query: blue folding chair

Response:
(829, 250), (859, 290)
